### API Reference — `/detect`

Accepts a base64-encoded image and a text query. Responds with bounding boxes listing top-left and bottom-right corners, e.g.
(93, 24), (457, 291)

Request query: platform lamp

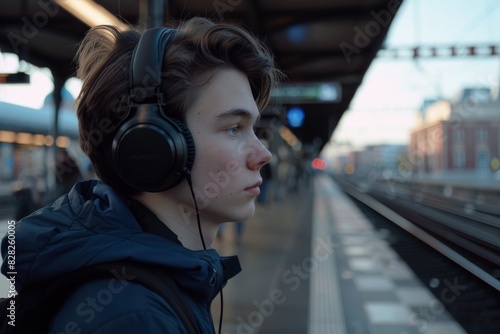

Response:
(54, 0), (129, 30)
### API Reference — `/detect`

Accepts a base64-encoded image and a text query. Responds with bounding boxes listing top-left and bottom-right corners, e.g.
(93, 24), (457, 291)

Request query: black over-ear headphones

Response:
(111, 28), (195, 192)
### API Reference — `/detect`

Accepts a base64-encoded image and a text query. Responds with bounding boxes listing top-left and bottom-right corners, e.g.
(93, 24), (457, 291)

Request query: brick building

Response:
(409, 88), (500, 177)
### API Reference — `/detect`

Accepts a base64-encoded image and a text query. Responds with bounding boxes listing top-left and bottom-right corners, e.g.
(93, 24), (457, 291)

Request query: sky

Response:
(324, 0), (500, 159)
(1, 0), (500, 158)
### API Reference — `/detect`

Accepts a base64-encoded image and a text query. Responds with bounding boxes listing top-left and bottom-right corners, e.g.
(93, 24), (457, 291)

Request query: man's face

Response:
(180, 68), (272, 225)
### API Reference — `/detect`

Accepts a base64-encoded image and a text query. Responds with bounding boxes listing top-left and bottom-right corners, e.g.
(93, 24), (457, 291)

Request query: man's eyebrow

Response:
(215, 108), (260, 122)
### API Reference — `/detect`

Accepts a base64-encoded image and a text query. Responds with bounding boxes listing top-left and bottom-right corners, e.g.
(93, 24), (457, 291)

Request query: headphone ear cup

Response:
(110, 27), (194, 193)
(111, 105), (195, 192)
(169, 117), (195, 171)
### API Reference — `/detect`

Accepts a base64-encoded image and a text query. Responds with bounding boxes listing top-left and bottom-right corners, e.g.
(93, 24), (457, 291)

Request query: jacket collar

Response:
(127, 197), (182, 245)
(126, 195), (242, 298)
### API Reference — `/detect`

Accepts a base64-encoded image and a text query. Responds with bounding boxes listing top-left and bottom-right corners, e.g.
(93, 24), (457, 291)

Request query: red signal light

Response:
(312, 158), (327, 170)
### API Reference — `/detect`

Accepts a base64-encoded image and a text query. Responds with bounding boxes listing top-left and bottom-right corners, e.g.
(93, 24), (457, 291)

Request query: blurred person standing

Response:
(54, 148), (84, 197)
(257, 161), (273, 205)
(12, 152), (43, 221)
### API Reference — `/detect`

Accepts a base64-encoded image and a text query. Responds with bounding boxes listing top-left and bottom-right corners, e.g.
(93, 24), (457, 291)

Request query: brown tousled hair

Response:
(75, 17), (282, 194)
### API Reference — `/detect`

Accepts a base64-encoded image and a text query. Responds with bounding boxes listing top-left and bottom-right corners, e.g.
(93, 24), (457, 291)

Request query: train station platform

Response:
(213, 173), (468, 334)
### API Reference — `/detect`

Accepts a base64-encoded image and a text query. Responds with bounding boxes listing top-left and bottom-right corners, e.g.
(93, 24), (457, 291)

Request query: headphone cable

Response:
(184, 169), (206, 250)
(218, 288), (224, 334)
(184, 169), (224, 334)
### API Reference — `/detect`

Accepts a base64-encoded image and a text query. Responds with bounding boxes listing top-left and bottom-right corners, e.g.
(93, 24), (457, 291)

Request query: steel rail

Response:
(334, 176), (500, 292)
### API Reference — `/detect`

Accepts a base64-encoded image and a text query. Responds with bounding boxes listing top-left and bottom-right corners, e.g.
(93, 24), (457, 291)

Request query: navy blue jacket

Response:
(1, 180), (240, 333)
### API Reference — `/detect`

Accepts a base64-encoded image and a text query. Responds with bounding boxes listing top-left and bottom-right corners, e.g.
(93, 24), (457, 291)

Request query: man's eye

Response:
(226, 126), (240, 135)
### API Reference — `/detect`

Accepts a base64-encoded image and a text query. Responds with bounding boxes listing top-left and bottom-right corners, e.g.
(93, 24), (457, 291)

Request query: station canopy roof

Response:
(0, 0), (404, 151)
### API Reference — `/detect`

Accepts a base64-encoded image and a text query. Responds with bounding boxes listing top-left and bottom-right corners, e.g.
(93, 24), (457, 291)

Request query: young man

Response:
(1, 17), (281, 333)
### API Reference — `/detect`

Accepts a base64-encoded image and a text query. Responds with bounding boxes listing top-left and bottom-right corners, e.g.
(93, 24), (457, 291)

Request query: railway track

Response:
(332, 174), (500, 334)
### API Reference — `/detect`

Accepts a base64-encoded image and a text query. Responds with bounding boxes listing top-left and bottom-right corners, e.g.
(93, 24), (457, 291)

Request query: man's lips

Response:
(245, 180), (262, 190)
(245, 180), (262, 196)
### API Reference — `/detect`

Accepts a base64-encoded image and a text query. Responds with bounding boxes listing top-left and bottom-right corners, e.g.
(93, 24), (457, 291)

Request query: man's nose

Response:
(246, 136), (272, 170)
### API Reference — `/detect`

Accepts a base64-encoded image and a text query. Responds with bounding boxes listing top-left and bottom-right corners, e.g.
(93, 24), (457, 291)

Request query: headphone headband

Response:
(129, 28), (177, 103)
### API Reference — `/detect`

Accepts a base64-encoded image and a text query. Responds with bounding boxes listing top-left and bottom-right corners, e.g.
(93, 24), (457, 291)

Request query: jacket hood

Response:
(1, 180), (237, 303)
